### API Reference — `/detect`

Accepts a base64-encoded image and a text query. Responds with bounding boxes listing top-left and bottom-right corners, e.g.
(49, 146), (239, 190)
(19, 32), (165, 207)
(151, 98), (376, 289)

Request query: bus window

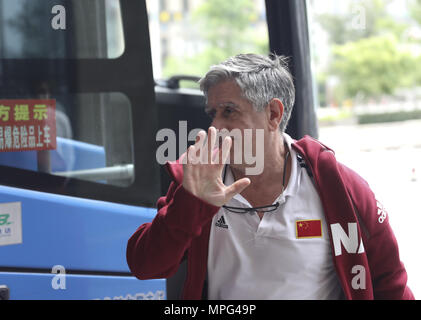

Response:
(0, 0), (124, 59)
(52, 92), (134, 187)
(0, 0), (160, 206)
(146, 0), (269, 87)
(146, 0), (271, 196)
(0, 92), (133, 187)
(0, 0), (132, 187)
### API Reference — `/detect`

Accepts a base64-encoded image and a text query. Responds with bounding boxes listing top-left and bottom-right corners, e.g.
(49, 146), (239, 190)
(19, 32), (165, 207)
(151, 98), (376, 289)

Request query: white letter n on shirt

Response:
(331, 223), (364, 256)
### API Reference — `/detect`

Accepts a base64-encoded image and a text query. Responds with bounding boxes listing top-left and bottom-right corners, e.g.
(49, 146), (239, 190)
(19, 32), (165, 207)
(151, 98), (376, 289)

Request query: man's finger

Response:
(187, 145), (200, 165)
(211, 144), (221, 164)
(208, 127), (217, 164)
(212, 135), (232, 165)
(194, 130), (207, 148)
(221, 135), (232, 165)
(201, 126), (216, 164)
(225, 177), (251, 201)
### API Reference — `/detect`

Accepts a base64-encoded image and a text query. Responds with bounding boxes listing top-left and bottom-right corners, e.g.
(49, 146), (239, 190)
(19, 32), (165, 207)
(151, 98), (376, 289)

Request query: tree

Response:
(409, 0), (421, 25)
(317, 0), (408, 45)
(408, 0), (421, 85)
(314, 0), (417, 104)
(162, 0), (268, 82)
(332, 35), (416, 100)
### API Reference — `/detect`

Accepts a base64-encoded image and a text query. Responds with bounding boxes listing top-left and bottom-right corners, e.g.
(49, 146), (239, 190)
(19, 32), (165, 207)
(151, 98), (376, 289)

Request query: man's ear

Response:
(267, 98), (284, 131)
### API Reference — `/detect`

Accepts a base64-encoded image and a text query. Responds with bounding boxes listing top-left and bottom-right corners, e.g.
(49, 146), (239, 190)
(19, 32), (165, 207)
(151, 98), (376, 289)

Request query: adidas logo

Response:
(215, 215), (228, 229)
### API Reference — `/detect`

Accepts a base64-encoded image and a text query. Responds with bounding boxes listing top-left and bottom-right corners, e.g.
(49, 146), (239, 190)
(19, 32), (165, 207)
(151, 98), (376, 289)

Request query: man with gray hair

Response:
(127, 53), (413, 300)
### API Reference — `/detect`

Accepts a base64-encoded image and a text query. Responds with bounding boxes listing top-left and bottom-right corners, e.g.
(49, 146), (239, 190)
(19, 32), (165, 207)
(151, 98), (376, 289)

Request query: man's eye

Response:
(206, 110), (216, 119)
(223, 107), (234, 117)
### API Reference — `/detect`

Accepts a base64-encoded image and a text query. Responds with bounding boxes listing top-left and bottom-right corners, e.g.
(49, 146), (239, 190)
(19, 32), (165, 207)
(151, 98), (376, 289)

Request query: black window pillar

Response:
(265, 0), (318, 139)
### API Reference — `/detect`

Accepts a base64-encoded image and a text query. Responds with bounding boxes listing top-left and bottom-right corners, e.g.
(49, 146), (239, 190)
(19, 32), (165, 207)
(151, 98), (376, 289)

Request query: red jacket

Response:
(126, 136), (414, 300)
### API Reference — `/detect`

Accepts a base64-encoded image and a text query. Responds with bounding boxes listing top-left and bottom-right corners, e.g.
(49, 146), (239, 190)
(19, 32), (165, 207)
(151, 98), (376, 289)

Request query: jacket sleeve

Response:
(126, 181), (220, 280)
(365, 217), (414, 300)
(342, 165), (415, 300)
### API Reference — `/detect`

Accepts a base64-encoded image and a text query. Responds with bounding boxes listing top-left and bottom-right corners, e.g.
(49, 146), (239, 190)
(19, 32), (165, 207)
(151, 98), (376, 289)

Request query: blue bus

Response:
(0, 0), (316, 299)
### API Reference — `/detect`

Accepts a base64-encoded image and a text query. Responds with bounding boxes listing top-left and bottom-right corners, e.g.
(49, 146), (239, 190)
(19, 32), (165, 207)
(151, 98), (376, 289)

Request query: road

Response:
(319, 119), (421, 298)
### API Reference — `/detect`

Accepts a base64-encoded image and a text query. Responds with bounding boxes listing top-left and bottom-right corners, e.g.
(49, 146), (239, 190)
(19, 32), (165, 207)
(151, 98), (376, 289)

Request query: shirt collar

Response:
(279, 132), (301, 200)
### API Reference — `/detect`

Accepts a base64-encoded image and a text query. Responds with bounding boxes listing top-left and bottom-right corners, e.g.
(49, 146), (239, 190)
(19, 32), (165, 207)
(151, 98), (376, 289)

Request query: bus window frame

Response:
(0, 0), (160, 208)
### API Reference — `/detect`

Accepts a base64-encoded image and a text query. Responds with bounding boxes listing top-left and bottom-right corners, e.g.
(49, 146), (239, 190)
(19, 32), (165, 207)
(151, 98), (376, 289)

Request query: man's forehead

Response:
(207, 79), (241, 95)
(207, 83), (246, 106)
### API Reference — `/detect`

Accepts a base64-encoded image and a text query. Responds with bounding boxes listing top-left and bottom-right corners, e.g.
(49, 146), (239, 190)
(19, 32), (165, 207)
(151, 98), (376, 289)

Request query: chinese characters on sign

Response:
(0, 100), (56, 152)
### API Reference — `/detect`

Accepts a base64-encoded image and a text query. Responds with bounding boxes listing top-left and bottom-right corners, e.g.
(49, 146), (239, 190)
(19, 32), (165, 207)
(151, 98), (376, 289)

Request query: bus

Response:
(0, 0), (316, 299)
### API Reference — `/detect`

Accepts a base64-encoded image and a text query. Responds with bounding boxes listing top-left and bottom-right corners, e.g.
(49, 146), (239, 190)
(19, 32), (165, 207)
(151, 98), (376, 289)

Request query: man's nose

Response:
(210, 117), (227, 131)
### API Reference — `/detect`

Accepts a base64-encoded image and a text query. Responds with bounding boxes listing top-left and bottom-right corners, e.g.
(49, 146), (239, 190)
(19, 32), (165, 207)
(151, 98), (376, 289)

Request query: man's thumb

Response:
(225, 178), (251, 200)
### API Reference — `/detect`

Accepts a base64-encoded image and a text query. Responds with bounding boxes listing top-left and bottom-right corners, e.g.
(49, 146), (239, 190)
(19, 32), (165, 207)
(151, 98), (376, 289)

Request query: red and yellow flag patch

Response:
(296, 219), (322, 239)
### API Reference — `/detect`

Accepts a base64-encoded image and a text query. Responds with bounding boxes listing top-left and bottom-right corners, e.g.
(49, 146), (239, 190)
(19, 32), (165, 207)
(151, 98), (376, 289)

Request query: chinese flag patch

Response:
(296, 219), (322, 239)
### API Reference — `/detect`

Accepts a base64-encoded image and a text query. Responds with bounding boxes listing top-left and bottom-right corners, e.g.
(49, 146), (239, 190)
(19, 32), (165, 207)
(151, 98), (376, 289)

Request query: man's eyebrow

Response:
(205, 102), (239, 113)
(221, 102), (239, 108)
(216, 102), (239, 109)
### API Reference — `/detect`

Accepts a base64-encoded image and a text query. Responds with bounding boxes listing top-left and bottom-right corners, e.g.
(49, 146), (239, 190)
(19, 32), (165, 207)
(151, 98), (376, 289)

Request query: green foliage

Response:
(317, 0), (406, 45)
(162, 0), (269, 85)
(316, 0), (421, 105)
(316, 14), (357, 45)
(409, 0), (421, 25)
(192, 0), (256, 47)
(357, 109), (421, 124)
(408, 0), (421, 86)
(163, 47), (231, 79)
(332, 35), (416, 100)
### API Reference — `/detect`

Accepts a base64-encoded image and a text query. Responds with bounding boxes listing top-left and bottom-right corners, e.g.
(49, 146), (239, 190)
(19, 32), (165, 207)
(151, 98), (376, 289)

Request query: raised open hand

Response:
(182, 127), (250, 207)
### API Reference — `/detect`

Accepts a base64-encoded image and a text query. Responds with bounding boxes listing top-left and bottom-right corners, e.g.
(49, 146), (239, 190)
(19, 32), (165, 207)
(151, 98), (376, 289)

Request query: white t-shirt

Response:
(207, 133), (343, 300)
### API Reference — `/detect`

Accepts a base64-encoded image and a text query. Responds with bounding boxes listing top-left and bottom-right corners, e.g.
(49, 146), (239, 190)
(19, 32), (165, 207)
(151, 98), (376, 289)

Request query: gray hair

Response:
(199, 53), (295, 132)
